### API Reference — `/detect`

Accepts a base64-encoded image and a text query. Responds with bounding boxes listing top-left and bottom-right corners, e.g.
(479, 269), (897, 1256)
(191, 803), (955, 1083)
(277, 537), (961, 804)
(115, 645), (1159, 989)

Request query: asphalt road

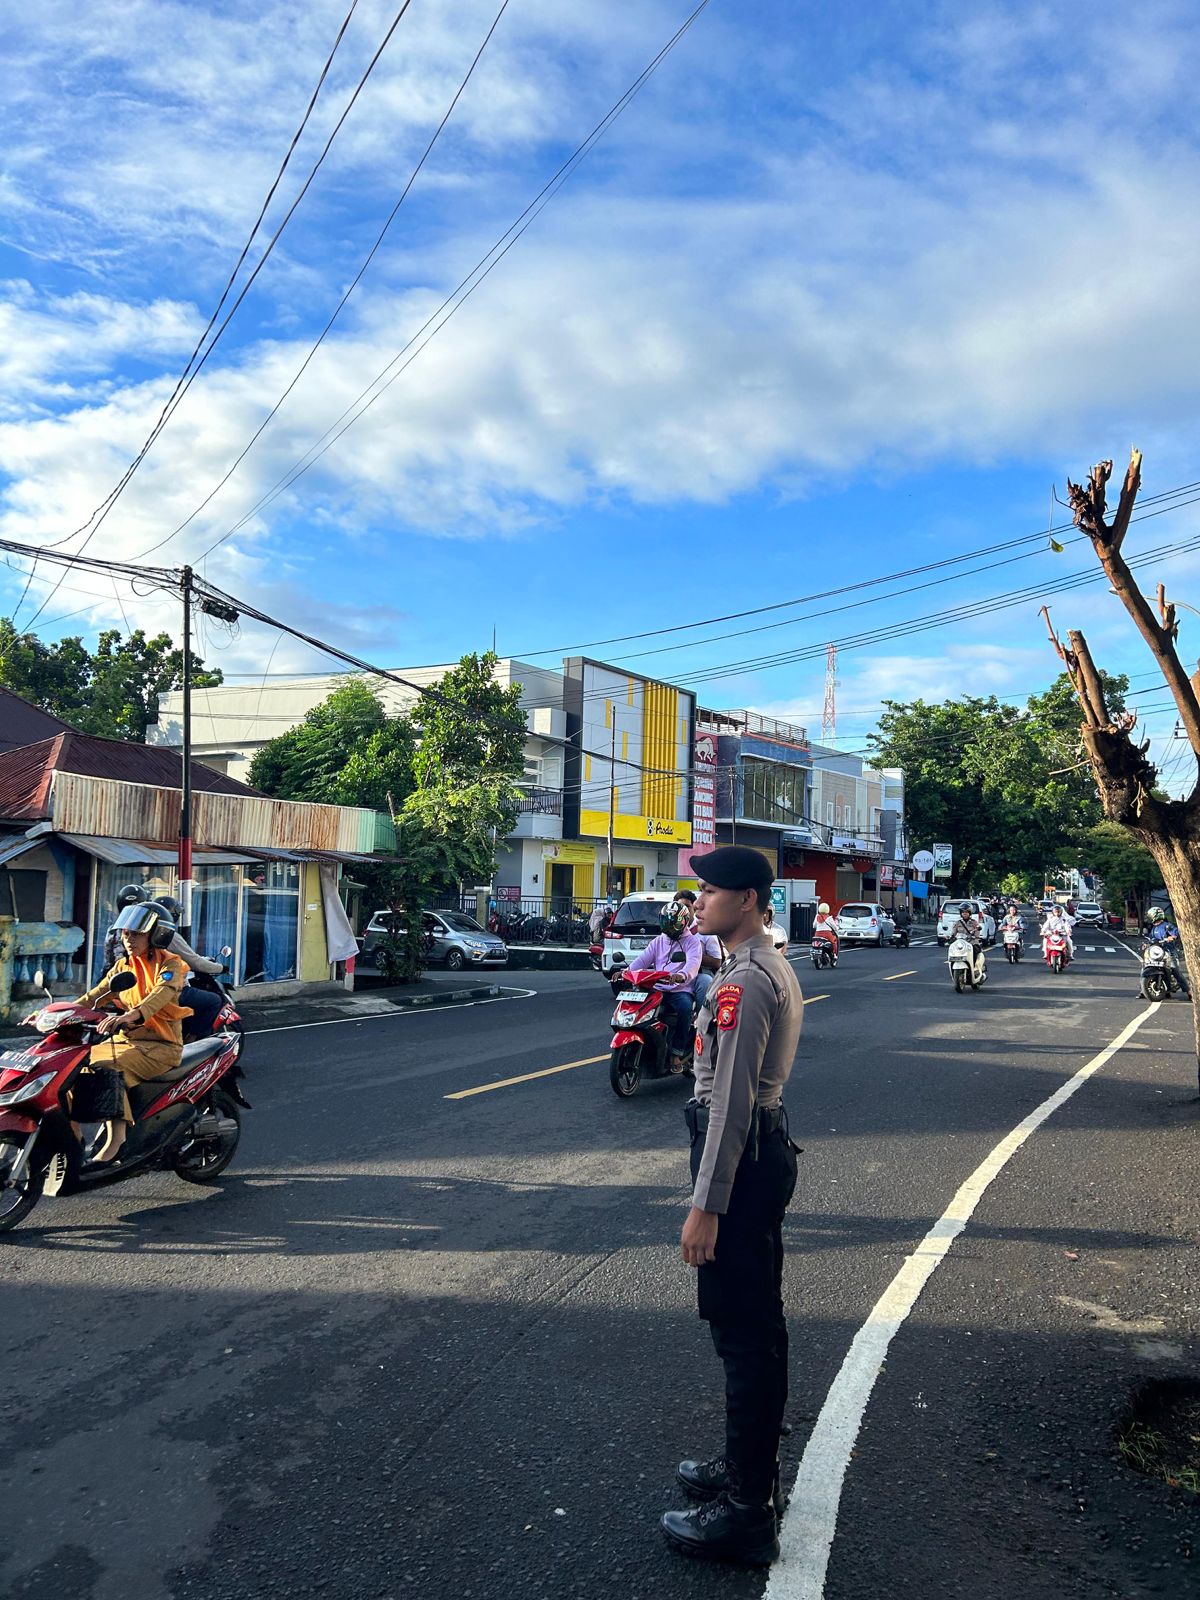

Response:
(2, 936), (1197, 1600)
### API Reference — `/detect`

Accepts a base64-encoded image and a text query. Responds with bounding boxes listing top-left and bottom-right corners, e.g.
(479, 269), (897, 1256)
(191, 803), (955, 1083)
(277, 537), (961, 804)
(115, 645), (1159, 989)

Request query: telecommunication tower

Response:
(821, 643), (837, 744)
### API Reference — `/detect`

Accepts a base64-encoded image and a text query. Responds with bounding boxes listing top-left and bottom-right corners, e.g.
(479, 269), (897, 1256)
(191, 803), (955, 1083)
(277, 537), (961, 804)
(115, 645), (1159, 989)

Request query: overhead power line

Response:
(182, 0), (717, 565)
(133, 0), (513, 564)
(19, 0), (417, 630)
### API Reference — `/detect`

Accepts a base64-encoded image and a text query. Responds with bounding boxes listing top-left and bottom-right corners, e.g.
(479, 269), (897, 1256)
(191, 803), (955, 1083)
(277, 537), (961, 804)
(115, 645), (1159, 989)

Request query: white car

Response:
(836, 902), (895, 947)
(600, 892), (679, 976)
(1073, 901), (1104, 929)
(936, 900), (997, 946)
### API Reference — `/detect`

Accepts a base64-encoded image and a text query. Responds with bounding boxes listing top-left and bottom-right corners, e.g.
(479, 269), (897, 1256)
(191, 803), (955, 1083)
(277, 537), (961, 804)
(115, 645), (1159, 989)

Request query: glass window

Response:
(193, 866), (241, 979)
(239, 861), (300, 984)
(741, 757), (807, 825)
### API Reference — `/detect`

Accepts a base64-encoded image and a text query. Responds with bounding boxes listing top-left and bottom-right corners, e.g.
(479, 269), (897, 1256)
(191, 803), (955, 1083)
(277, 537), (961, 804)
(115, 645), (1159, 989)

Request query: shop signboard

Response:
(932, 842), (953, 880)
(692, 730), (718, 849)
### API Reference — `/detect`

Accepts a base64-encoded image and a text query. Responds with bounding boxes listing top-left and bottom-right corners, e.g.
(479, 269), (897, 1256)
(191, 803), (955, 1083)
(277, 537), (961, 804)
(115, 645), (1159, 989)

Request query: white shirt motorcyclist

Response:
(1041, 910), (1075, 956)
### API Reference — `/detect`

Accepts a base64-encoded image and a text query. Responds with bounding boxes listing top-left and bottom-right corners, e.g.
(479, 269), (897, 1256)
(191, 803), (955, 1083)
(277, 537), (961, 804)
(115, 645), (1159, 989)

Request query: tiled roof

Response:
(0, 732), (259, 822)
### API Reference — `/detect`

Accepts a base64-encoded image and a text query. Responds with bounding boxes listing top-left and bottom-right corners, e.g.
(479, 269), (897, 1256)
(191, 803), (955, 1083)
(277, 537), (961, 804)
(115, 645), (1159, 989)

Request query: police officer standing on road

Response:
(660, 846), (803, 1568)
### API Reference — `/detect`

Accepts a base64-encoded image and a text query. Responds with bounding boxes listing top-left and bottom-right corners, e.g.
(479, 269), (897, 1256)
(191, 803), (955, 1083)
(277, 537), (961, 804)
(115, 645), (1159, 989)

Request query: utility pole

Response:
(177, 574), (239, 940)
(607, 710), (617, 896)
(179, 566), (194, 937)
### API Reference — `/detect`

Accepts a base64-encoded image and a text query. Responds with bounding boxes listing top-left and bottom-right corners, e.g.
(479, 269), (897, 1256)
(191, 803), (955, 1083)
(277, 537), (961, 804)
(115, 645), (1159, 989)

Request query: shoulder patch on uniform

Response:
(161, 970), (175, 981)
(713, 982), (743, 1030)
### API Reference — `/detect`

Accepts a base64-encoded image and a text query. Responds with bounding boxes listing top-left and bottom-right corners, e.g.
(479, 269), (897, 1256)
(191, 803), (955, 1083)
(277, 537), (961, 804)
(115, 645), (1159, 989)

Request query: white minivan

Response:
(600, 892), (678, 976)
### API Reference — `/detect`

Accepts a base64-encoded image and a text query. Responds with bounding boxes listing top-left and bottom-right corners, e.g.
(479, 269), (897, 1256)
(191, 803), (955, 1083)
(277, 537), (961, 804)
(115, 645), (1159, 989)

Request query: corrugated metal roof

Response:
(0, 833), (45, 868)
(60, 835), (259, 866)
(0, 732), (259, 822)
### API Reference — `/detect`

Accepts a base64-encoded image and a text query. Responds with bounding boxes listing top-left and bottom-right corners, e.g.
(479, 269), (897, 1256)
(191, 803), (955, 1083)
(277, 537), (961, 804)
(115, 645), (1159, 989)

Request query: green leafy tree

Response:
(869, 679), (1116, 891)
(247, 656), (527, 983)
(405, 650), (526, 881)
(1074, 820), (1162, 923)
(248, 681), (417, 812)
(0, 618), (222, 741)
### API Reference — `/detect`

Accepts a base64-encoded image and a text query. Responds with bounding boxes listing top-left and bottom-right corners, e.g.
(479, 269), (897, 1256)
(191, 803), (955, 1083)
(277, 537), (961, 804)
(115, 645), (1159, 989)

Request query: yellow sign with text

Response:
(579, 809), (693, 846)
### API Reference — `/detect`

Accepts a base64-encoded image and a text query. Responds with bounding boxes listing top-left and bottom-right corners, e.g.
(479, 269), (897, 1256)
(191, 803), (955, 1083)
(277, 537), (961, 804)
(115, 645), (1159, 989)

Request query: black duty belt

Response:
(685, 1099), (784, 1138)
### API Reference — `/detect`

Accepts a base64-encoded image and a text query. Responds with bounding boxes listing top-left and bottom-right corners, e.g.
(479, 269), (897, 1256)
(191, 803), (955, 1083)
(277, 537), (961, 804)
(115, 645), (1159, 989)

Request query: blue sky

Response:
(3, 0), (1200, 780)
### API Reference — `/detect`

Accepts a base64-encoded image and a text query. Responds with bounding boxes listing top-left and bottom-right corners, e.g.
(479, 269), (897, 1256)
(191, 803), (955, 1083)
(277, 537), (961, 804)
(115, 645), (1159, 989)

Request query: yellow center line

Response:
(802, 994), (829, 1004)
(445, 1053), (609, 1100)
(883, 969), (918, 981)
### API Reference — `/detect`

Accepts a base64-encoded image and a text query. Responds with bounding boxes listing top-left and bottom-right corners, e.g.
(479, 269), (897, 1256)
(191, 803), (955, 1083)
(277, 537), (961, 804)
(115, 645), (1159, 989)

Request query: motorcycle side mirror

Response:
(33, 968), (49, 997)
(109, 971), (138, 994)
(220, 945), (233, 958)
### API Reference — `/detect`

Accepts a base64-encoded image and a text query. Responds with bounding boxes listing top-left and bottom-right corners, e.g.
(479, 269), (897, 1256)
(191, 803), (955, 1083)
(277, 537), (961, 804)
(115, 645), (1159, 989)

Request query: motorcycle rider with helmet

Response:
(75, 901), (193, 1163)
(1041, 904), (1075, 965)
(951, 902), (986, 984)
(811, 901), (839, 964)
(104, 885), (224, 976)
(1145, 907), (1192, 999)
(619, 903), (702, 1068)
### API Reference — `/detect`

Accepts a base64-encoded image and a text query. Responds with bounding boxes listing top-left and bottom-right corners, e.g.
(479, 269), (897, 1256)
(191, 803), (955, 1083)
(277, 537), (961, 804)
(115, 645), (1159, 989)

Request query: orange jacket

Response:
(81, 948), (192, 1047)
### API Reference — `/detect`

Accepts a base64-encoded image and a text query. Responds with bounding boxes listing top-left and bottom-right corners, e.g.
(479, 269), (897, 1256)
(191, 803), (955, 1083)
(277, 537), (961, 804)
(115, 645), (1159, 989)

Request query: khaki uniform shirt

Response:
(691, 932), (803, 1213)
(81, 949), (191, 1050)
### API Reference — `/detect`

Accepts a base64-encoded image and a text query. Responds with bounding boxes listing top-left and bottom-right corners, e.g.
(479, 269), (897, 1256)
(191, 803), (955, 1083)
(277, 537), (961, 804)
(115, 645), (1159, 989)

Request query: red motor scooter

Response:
(0, 969), (249, 1235)
(1043, 929), (1070, 974)
(608, 968), (695, 1098)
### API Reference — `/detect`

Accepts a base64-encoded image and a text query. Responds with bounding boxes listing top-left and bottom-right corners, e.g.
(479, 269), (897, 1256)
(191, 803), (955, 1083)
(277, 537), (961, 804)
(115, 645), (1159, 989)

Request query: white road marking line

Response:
(766, 1000), (1160, 1600)
(249, 988), (537, 1034)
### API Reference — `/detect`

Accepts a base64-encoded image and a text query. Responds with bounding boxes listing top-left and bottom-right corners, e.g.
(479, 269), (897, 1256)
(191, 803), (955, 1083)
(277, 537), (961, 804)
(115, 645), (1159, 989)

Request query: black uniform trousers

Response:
(689, 1119), (798, 1505)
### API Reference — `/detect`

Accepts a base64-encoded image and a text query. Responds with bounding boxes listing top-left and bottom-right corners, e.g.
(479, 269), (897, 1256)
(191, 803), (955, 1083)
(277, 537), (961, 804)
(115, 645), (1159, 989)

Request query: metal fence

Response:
(459, 894), (608, 946)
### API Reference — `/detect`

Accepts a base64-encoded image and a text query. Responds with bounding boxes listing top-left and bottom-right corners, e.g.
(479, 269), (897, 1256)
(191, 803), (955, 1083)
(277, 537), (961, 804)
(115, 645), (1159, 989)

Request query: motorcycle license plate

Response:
(616, 990), (646, 1003)
(629, 937), (649, 950)
(0, 1049), (36, 1071)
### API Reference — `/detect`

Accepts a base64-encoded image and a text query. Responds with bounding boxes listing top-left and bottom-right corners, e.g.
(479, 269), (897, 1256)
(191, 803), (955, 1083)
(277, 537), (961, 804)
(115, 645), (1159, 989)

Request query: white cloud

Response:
(5, 0), (1200, 671)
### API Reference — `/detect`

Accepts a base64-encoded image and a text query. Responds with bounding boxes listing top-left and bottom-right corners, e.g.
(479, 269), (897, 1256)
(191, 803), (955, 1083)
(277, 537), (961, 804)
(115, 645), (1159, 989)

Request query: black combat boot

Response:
(677, 1455), (787, 1520)
(660, 1494), (779, 1566)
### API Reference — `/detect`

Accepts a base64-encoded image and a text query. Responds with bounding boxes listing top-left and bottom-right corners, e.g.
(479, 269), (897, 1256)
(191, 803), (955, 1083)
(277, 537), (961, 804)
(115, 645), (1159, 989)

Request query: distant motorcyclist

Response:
(1041, 905), (1075, 964)
(1145, 907), (1192, 999)
(951, 903), (986, 983)
(621, 903), (702, 1067)
(811, 901), (840, 965)
(1000, 905), (1025, 939)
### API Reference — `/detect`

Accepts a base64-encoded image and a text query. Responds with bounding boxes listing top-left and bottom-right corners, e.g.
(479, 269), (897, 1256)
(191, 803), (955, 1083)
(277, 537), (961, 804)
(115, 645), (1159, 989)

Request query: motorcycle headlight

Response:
(0, 1071), (56, 1106)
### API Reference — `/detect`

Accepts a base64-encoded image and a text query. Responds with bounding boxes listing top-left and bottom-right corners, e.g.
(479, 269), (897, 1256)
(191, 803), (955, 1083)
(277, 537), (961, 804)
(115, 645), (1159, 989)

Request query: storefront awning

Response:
(59, 835), (259, 867)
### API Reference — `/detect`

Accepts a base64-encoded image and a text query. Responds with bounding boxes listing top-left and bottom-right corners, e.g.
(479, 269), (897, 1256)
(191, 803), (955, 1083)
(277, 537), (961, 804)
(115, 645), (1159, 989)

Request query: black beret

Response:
(690, 846), (773, 894)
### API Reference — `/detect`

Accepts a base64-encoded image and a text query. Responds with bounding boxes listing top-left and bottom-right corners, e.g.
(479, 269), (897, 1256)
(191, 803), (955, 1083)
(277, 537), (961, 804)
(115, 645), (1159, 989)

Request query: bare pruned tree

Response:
(1042, 448), (1200, 1095)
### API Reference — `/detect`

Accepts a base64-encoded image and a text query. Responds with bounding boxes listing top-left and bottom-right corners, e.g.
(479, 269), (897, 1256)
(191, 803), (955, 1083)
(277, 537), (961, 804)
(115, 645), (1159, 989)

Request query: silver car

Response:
(361, 909), (508, 971)
(836, 901), (896, 947)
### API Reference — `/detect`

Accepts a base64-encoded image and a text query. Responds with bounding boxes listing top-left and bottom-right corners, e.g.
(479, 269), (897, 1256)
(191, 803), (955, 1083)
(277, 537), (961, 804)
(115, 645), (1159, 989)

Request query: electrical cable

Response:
(133, 0), (514, 563)
(184, 0), (717, 564)
(18, 0), (363, 579)
(19, 0), (416, 630)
